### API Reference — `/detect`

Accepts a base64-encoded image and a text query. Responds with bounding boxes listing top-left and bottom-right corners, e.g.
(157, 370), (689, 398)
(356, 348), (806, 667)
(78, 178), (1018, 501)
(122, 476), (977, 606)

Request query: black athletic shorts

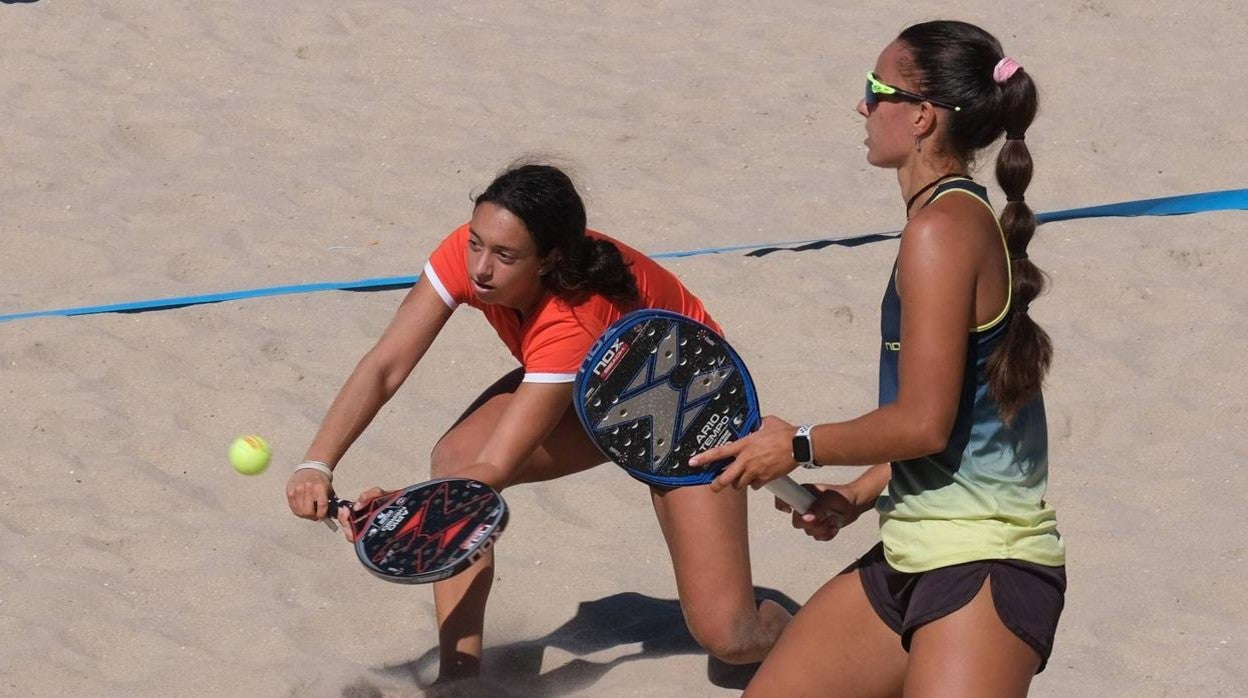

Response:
(852, 542), (1066, 673)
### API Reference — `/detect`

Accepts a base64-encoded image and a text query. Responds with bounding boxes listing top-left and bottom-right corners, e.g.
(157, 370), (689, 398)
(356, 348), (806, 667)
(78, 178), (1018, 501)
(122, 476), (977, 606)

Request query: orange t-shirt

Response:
(423, 223), (720, 383)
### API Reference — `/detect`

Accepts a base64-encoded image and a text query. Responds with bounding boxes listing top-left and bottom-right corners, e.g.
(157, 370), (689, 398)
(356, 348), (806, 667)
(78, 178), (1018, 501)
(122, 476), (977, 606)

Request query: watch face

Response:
(792, 436), (812, 463)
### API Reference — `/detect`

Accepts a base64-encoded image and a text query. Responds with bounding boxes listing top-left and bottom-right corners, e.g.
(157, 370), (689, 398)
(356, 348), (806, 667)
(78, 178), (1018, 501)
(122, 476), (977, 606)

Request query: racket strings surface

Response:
(580, 315), (757, 482)
(354, 480), (506, 581)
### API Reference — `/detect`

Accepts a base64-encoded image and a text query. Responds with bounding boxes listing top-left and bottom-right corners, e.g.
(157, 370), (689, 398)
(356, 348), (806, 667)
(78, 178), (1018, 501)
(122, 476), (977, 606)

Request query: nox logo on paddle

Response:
(592, 337), (631, 380)
(462, 523), (496, 550)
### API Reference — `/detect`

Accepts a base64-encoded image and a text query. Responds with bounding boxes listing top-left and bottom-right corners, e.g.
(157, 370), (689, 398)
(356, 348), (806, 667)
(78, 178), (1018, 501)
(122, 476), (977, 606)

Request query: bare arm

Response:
(448, 380), (576, 489)
(844, 462), (892, 513)
(777, 462), (891, 541)
(286, 277), (453, 519)
(807, 206), (976, 464)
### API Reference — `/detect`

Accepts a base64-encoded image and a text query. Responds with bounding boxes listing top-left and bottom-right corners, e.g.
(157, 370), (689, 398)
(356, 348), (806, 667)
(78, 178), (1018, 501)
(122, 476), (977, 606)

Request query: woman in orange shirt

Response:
(285, 161), (790, 681)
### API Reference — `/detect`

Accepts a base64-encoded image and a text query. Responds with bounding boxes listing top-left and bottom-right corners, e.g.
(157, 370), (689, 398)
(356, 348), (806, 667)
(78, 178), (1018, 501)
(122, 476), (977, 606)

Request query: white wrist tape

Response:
(294, 460), (333, 482)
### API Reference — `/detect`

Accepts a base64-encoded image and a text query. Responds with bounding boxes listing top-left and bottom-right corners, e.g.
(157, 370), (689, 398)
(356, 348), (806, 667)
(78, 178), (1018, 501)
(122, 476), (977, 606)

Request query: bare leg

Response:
(428, 369), (606, 681)
(904, 577), (1040, 698)
(427, 368), (798, 677)
(745, 569), (907, 698)
(650, 484), (789, 665)
(431, 556), (493, 679)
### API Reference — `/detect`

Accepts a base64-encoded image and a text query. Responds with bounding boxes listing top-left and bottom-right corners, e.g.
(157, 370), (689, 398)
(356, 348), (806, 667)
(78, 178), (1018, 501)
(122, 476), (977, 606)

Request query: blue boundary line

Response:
(2, 188), (1245, 324)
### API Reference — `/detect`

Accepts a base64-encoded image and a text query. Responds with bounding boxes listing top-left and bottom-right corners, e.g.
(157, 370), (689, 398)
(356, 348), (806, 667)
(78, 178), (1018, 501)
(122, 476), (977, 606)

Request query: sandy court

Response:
(1, 1), (1245, 696)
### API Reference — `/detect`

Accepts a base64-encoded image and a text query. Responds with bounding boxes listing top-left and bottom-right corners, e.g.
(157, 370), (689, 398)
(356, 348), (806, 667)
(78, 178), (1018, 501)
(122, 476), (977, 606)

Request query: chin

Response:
(865, 148), (900, 169)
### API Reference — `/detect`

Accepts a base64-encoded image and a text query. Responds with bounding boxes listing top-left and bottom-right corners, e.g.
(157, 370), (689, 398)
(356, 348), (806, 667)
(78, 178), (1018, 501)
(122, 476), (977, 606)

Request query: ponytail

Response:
(548, 235), (639, 303)
(986, 66), (1050, 423)
(897, 21), (1052, 422)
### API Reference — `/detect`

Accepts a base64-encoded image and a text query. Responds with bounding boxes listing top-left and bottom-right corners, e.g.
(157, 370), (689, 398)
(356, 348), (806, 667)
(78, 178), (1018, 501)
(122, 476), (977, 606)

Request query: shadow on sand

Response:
(342, 587), (801, 697)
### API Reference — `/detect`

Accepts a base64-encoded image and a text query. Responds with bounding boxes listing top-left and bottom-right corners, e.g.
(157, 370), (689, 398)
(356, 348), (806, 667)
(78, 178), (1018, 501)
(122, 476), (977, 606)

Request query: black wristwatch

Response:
(792, 424), (818, 469)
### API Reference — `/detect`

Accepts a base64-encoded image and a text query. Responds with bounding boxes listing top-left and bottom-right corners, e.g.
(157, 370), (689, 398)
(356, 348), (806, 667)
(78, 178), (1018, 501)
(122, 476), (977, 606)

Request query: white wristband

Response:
(294, 460), (333, 482)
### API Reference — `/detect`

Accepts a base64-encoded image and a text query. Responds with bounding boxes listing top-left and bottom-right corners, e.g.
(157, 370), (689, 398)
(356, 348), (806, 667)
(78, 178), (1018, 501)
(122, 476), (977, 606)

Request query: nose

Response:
(856, 98), (870, 117)
(472, 251), (492, 280)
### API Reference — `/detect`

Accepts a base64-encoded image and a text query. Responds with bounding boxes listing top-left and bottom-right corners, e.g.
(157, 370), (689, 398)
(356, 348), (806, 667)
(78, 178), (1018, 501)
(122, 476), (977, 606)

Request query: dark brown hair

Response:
(898, 20), (1050, 422)
(475, 161), (638, 303)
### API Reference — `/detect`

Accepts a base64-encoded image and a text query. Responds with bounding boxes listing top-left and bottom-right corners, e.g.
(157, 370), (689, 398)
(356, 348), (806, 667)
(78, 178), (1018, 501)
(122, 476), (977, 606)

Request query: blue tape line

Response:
(2, 188), (1245, 323)
(0, 276), (419, 323)
(1035, 188), (1248, 223)
(748, 187), (1248, 257)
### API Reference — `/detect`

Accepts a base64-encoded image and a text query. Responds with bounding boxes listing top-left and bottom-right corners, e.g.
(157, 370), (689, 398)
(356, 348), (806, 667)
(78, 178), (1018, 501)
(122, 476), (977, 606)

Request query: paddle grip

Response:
(322, 498), (350, 532)
(763, 477), (816, 514)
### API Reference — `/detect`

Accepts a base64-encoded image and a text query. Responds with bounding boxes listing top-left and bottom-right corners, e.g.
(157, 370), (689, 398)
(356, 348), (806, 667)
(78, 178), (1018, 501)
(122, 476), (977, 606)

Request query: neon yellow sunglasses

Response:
(865, 71), (961, 112)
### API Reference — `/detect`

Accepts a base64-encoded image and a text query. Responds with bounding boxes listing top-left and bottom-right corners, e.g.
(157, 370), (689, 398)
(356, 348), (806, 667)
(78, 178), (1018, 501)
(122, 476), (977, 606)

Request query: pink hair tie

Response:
(993, 56), (1022, 84)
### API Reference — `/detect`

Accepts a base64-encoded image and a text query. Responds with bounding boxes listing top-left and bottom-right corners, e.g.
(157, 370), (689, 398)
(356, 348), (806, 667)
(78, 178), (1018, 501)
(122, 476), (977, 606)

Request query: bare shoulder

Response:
(900, 206), (971, 268)
(900, 193), (998, 267)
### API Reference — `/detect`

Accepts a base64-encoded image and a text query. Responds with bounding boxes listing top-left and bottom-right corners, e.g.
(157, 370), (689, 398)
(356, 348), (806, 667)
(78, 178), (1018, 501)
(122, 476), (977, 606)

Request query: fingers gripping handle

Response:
(322, 498), (350, 532)
(763, 477), (815, 514)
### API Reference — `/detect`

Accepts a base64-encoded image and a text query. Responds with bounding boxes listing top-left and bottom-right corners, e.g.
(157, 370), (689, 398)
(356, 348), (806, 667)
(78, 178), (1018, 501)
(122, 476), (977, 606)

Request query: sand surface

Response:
(2, 1), (1245, 696)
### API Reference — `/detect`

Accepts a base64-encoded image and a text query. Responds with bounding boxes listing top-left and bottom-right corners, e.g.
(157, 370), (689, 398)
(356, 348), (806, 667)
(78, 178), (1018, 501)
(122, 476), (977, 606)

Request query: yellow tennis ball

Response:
(229, 434), (271, 475)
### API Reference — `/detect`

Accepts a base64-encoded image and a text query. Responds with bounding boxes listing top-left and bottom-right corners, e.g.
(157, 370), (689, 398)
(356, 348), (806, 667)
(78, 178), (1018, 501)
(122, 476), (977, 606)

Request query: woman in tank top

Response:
(692, 20), (1066, 696)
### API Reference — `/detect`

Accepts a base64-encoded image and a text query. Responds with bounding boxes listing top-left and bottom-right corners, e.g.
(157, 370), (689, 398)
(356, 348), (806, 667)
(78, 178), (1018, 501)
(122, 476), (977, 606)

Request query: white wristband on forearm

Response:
(294, 460), (333, 482)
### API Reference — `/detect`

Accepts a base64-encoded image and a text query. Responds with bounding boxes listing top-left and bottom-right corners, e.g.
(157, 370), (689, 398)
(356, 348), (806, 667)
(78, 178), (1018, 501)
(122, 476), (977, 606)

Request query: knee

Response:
(686, 614), (758, 665)
(429, 439), (466, 480)
(686, 598), (791, 665)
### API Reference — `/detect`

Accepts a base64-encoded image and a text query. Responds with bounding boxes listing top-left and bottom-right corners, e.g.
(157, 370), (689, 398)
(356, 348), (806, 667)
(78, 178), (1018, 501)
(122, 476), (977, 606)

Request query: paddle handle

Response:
(322, 498), (350, 532)
(763, 477), (816, 514)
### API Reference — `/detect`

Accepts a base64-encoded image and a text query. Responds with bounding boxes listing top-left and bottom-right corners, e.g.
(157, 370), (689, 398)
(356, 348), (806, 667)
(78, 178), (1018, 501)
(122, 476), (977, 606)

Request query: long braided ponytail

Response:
(898, 21), (1051, 421)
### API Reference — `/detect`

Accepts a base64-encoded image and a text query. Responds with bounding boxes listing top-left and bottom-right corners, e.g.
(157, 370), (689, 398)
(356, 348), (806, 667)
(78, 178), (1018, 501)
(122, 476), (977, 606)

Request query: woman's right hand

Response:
(775, 483), (861, 542)
(285, 468), (334, 521)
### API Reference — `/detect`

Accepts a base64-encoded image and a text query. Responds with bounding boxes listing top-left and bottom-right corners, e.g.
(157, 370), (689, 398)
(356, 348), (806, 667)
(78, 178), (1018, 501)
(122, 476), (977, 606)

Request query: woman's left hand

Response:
(776, 484), (859, 541)
(692, 415), (799, 492)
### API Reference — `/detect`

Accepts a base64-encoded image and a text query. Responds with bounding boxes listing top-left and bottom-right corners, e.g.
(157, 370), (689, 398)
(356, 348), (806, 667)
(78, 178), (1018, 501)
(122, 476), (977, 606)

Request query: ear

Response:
(539, 250), (561, 275)
(912, 101), (941, 140)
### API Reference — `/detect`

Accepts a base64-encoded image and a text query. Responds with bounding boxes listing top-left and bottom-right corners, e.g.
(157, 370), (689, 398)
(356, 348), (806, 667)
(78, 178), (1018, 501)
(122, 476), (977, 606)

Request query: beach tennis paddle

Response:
(574, 309), (816, 513)
(323, 477), (508, 584)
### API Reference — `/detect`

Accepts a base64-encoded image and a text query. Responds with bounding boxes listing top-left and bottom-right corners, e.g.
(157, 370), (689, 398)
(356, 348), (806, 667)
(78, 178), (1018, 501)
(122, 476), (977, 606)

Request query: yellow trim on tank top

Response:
(925, 178), (1013, 332)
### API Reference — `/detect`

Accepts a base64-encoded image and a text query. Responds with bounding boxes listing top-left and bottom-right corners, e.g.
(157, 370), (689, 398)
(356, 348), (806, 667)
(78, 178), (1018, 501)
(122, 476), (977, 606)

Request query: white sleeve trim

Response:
(423, 262), (458, 309)
(522, 372), (576, 384)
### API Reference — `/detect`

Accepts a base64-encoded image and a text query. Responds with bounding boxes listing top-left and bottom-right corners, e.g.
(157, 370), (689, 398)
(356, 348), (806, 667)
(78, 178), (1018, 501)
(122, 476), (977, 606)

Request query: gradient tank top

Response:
(875, 178), (1065, 572)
